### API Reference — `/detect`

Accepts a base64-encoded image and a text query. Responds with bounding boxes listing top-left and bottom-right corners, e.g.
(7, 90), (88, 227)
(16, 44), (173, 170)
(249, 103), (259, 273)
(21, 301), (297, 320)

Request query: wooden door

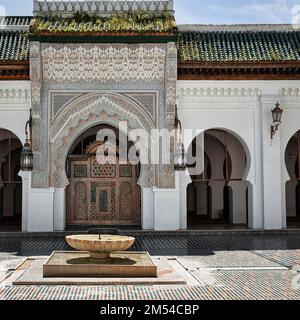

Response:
(66, 151), (141, 226)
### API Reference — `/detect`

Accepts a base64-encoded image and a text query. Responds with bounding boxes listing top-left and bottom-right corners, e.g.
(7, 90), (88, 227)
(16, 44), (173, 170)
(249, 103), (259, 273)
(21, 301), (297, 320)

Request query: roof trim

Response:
(30, 34), (176, 43)
(178, 24), (300, 32)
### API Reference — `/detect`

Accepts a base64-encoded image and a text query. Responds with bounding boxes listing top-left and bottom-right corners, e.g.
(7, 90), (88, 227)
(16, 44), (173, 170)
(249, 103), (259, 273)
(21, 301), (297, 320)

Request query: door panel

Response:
(67, 155), (141, 226)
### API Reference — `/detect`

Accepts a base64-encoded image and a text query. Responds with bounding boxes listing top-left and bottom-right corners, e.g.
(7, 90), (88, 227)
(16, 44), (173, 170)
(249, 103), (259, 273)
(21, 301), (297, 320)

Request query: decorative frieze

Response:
(42, 45), (166, 83)
(281, 88), (300, 97)
(33, 0), (174, 17)
(0, 88), (30, 104)
(179, 87), (262, 102)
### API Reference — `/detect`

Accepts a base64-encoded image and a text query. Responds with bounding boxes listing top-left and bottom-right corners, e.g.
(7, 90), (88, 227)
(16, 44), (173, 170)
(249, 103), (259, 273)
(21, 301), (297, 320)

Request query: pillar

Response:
(261, 95), (284, 229)
(179, 170), (192, 230)
(141, 188), (154, 230)
(228, 181), (248, 225)
(19, 171), (55, 232)
(208, 181), (225, 219)
(0, 159), (3, 222)
(0, 183), (3, 222)
(53, 188), (66, 231)
(19, 171), (30, 232)
(153, 172), (180, 231)
(3, 183), (16, 217)
(195, 182), (208, 216)
(286, 180), (298, 218)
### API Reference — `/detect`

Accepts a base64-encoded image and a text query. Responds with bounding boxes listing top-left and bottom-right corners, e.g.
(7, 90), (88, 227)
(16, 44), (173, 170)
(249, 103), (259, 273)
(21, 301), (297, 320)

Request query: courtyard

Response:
(0, 231), (300, 300)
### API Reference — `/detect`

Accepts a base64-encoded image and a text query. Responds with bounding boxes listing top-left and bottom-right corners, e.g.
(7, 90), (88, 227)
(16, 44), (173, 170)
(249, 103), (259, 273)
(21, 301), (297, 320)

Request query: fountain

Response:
(13, 234), (187, 285)
(43, 234), (158, 278)
(65, 235), (135, 260)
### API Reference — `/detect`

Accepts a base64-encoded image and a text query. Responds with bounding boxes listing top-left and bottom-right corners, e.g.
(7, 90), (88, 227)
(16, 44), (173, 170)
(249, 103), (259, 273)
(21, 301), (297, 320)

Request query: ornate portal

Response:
(66, 137), (141, 226)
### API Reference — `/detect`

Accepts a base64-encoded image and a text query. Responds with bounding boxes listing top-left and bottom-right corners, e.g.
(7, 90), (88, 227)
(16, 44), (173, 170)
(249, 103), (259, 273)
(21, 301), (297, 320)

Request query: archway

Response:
(0, 129), (23, 231)
(187, 129), (249, 229)
(65, 124), (141, 228)
(285, 130), (300, 228)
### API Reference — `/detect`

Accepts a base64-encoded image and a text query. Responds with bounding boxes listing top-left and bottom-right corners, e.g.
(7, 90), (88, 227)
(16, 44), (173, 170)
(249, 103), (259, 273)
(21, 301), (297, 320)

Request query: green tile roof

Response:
(178, 30), (300, 64)
(32, 13), (176, 34)
(0, 31), (29, 62)
(0, 16), (32, 27)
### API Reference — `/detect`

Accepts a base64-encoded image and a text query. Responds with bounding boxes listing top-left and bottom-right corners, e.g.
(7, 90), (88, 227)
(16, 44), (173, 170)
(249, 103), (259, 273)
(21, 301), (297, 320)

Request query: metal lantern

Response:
(272, 102), (284, 124)
(271, 102), (284, 140)
(20, 111), (33, 171)
(174, 142), (187, 171)
(174, 105), (187, 171)
(20, 139), (33, 171)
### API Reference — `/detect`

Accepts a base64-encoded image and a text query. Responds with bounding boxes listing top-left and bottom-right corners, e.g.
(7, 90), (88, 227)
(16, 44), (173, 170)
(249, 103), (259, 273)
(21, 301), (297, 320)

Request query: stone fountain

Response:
(66, 235), (135, 260)
(12, 234), (187, 286)
(43, 234), (158, 278)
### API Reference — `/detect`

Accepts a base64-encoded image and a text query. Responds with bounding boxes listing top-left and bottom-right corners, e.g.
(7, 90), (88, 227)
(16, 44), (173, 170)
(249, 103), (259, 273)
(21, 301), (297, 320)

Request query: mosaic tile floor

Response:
(0, 234), (300, 300)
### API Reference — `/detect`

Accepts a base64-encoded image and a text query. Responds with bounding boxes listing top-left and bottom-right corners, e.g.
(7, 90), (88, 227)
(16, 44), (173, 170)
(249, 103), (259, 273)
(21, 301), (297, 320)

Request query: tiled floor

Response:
(0, 233), (300, 300)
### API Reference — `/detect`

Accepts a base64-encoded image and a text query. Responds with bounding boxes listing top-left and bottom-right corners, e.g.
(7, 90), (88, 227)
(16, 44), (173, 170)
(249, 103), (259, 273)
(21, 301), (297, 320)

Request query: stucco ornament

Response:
(42, 45), (166, 83)
(49, 93), (157, 189)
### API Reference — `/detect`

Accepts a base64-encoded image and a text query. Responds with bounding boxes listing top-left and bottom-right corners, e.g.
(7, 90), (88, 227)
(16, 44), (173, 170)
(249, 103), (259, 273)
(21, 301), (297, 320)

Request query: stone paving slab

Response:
(253, 250), (300, 268)
(0, 280), (300, 300)
(13, 258), (187, 286)
(176, 251), (284, 270)
(190, 269), (300, 300)
(0, 235), (300, 300)
(0, 258), (26, 271)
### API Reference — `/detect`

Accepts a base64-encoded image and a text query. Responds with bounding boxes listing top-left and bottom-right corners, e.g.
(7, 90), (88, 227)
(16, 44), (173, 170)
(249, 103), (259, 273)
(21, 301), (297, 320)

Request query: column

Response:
(153, 172), (180, 231)
(261, 95), (284, 229)
(228, 181), (248, 225)
(179, 170), (192, 230)
(3, 183), (16, 218)
(141, 188), (154, 230)
(0, 183), (3, 222)
(19, 171), (30, 232)
(286, 180), (298, 218)
(19, 171), (55, 232)
(208, 181), (225, 219)
(0, 159), (3, 222)
(195, 182), (208, 216)
(53, 188), (66, 231)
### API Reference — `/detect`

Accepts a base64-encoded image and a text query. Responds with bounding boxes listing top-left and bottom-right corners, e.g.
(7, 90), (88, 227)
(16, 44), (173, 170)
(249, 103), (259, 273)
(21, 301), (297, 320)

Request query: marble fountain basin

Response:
(65, 235), (135, 260)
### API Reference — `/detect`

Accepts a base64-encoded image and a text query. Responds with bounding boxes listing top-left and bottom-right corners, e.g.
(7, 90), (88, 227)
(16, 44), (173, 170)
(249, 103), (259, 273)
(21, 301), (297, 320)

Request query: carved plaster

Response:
(49, 93), (157, 189)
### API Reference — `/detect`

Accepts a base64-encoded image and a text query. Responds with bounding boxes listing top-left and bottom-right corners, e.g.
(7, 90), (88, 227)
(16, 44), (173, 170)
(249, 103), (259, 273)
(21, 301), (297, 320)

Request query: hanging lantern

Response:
(271, 102), (284, 140)
(174, 142), (187, 171)
(20, 111), (33, 171)
(174, 105), (187, 171)
(272, 102), (284, 124)
(20, 139), (33, 171)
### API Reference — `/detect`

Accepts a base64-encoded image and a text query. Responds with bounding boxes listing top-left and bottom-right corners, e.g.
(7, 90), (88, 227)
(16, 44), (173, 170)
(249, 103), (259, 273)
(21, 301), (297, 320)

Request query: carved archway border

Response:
(48, 93), (157, 189)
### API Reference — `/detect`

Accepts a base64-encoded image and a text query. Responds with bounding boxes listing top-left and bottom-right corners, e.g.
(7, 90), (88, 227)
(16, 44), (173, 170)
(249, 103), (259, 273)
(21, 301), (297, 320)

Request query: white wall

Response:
(0, 81), (31, 143)
(3, 80), (300, 231)
(177, 80), (300, 230)
(19, 172), (54, 232)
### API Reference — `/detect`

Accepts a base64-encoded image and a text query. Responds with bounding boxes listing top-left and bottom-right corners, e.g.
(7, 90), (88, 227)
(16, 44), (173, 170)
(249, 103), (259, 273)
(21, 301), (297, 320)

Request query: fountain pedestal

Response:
(43, 235), (158, 278)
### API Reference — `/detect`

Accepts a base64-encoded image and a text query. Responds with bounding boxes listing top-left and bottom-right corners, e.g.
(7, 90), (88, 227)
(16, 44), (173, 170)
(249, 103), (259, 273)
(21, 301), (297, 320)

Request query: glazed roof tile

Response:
(0, 31), (29, 62)
(0, 17), (300, 66)
(178, 28), (300, 64)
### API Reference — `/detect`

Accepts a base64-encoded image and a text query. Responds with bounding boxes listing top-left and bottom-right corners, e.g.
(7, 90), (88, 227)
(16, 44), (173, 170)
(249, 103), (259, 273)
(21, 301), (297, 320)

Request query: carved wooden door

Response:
(66, 145), (141, 227)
